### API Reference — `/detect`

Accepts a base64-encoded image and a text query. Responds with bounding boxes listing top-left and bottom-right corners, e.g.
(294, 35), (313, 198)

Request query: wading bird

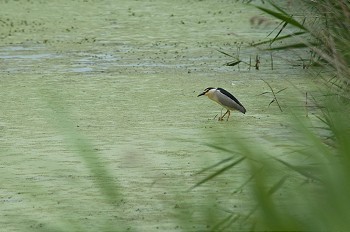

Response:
(198, 87), (246, 121)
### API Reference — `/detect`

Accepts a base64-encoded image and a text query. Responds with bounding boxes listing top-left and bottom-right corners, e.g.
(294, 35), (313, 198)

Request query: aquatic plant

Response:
(194, 95), (350, 230)
(252, 0), (350, 95)
(191, 0), (350, 230)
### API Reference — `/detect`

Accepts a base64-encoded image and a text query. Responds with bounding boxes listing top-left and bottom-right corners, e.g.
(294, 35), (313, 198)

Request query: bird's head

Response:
(197, 87), (216, 97)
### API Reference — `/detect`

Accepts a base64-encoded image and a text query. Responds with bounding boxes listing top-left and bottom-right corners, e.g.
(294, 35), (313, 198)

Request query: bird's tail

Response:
(239, 105), (246, 114)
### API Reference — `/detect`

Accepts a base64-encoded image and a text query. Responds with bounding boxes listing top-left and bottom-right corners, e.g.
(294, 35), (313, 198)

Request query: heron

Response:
(198, 87), (246, 121)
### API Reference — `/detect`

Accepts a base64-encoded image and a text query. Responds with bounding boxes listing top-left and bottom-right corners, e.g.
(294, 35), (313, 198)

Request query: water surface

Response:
(0, 0), (319, 231)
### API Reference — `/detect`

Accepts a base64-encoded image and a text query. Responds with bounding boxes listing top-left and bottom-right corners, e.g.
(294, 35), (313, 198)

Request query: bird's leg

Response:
(220, 110), (229, 121)
(226, 110), (231, 121)
(218, 114), (223, 121)
(218, 108), (224, 121)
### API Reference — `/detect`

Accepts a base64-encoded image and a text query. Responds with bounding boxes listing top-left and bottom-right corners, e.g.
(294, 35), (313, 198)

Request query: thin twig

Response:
(305, 92), (308, 117)
(261, 79), (283, 112)
(255, 55), (260, 70)
(249, 55), (252, 71)
(270, 52), (274, 70)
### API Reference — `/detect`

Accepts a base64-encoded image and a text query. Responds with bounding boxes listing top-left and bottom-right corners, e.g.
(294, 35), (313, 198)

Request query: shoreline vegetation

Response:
(198, 1), (350, 230)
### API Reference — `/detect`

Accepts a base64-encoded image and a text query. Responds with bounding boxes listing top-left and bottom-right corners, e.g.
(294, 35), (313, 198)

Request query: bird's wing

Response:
(217, 88), (246, 114)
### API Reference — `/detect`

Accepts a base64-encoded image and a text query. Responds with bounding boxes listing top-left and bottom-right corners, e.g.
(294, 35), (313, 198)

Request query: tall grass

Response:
(252, 0), (350, 96)
(191, 82), (350, 230)
(191, 0), (350, 230)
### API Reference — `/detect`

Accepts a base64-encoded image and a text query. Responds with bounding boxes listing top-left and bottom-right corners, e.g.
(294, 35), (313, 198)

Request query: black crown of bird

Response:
(198, 87), (246, 121)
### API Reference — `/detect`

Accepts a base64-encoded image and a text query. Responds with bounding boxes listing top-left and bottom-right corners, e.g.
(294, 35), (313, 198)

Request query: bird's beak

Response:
(197, 92), (205, 97)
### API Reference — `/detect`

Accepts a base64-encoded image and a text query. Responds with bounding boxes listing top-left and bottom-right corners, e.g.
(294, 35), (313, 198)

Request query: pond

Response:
(0, 0), (320, 231)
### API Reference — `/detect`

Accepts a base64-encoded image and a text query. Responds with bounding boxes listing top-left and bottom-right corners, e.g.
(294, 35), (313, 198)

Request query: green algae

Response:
(0, 0), (322, 231)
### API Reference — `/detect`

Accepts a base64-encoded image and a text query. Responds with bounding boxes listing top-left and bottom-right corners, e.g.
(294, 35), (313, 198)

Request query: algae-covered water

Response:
(0, 0), (319, 231)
